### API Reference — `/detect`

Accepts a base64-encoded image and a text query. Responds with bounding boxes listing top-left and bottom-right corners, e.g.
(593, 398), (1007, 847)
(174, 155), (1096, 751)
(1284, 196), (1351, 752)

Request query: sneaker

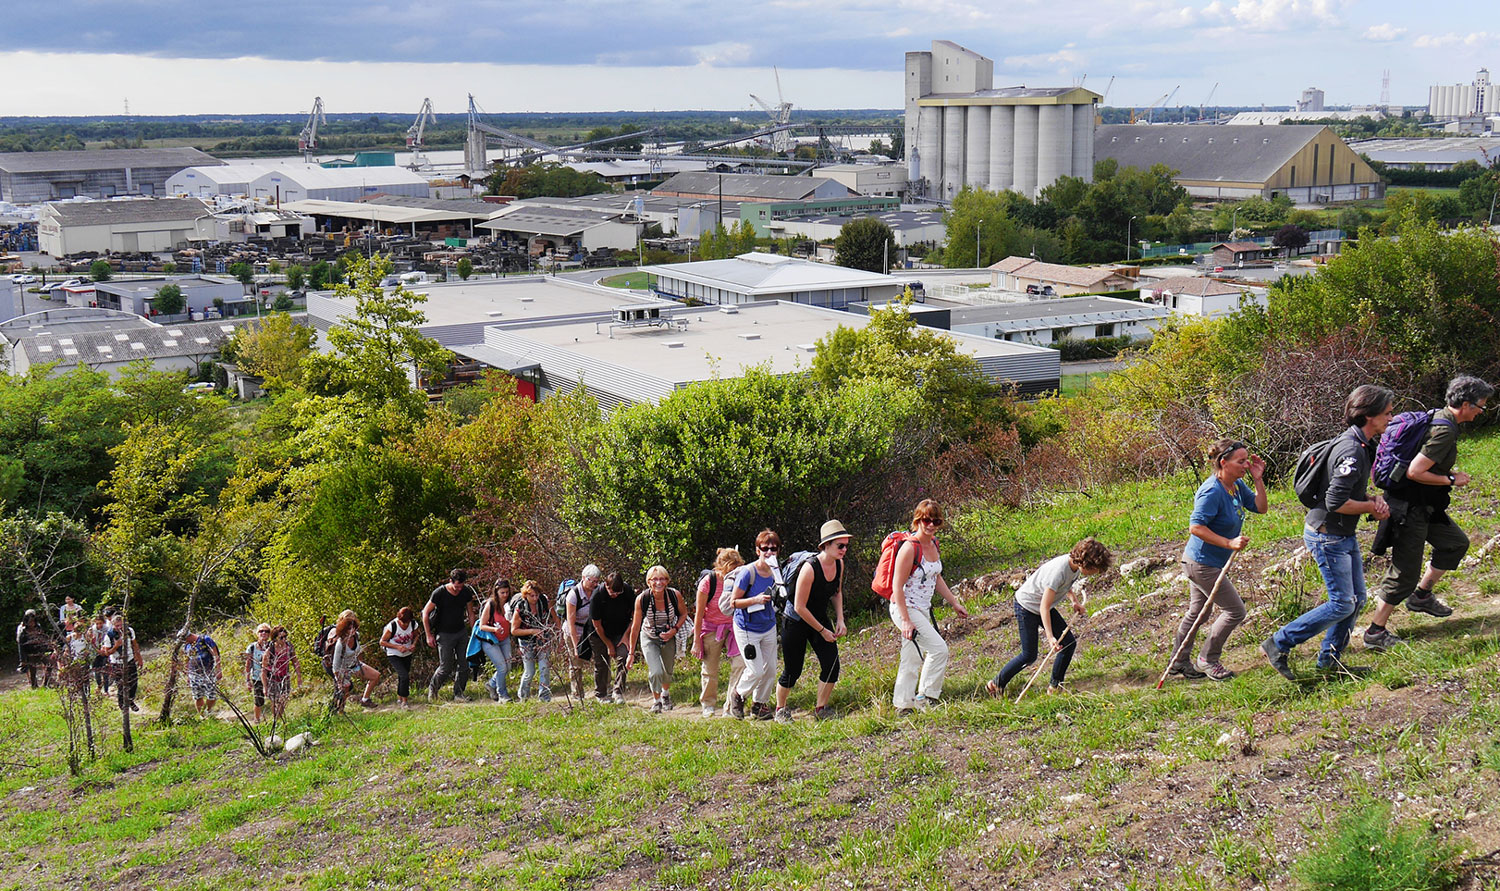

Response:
(487, 685), (500, 702)
(985, 680), (1004, 699)
(1046, 684), (1066, 695)
(896, 707), (916, 717)
(702, 705), (716, 718)
(1407, 590), (1453, 618)
(130, 700), (140, 713)
(1200, 661), (1235, 681)
(1261, 637), (1295, 681)
(453, 692), (472, 703)
(814, 706), (836, 721)
(497, 694), (512, 704)
(1168, 662), (1207, 680)
(651, 698), (663, 714)
(1363, 625), (1401, 652)
(661, 694), (674, 711)
(752, 703), (773, 721)
(359, 697), (376, 709)
(611, 693), (627, 705)
(913, 696), (937, 711)
(774, 706), (793, 724)
(729, 692), (745, 720)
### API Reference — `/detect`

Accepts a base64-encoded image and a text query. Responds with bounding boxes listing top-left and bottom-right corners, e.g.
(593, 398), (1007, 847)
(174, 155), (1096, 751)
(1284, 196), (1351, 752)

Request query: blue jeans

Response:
(481, 638), (511, 700)
(992, 600), (1075, 691)
(517, 638), (551, 701)
(1273, 529), (1366, 665)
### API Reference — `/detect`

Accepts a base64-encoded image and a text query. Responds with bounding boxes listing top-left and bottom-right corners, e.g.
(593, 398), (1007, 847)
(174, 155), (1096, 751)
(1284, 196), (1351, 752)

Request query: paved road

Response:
(1061, 358), (1128, 375)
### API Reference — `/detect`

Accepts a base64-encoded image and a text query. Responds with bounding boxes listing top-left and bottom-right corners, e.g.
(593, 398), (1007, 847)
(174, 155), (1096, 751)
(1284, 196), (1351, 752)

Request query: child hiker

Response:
(987, 538), (1113, 697)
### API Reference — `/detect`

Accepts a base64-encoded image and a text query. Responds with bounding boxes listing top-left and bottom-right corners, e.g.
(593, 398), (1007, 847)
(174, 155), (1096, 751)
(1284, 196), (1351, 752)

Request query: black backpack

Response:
(1293, 437), (1339, 508)
(773, 551), (820, 615)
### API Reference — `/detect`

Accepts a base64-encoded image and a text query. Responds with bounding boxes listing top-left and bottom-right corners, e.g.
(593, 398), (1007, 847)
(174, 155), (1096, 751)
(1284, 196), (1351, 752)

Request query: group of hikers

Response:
(13, 375), (1492, 717)
(14, 602), (144, 712)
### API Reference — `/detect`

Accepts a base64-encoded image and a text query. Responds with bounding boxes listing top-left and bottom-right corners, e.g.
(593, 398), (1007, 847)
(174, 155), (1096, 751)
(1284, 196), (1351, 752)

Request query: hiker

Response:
(244, 624), (272, 722)
(423, 569), (478, 702)
(58, 595), (83, 628)
(506, 580), (553, 702)
(102, 613), (142, 712)
(693, 547), (746, 718)
(261, 625), (300, 722)
(331, 612), (381, 710)
(727, 530), (785, 720)
(590, 572), (635, 704)
(380, 606), (420, 708)
(183, 631), (222, 717)
(89, 614), (111, 693)
(1363, 375), (1493, 651)
(626, 566), (689, 713)
(1169, 439), (1268, 681)
(889, 500), (970, 714)
(564, 565), (602, 700)
(472, 580), (514, 703)
(987, 538), (1113, 697)
(1264, 385), (1393, 679)
(17, 610), (54, 689)
(774, 521), (850, 722)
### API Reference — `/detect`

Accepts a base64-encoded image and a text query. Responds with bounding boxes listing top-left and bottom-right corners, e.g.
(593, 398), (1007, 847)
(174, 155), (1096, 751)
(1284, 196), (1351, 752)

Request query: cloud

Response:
(1413, 31), (1492, 48)
(1362, 23), (1405, 41)
(1003, 44), (1086, 71)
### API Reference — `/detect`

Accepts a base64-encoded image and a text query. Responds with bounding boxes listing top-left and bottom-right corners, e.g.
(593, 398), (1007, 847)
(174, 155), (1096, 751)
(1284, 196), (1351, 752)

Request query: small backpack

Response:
(1292, 437), (1339, 508)
(871, 531), (930, 600)
(555, 579), (578, 619)
(1373, 410), (1455, 490)
(773, 551), (821, 616)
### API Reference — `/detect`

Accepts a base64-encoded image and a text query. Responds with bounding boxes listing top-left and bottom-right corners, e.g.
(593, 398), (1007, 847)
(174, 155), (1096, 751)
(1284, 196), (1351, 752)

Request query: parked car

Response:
(8, 274), (38, 285)
(181, 382), (216, 395)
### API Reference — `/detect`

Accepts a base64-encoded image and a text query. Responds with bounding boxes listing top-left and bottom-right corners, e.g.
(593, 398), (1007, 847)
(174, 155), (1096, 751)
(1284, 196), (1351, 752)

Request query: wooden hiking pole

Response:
(1015, 626), (1075, 703)
(1155, 550), (1237, 690)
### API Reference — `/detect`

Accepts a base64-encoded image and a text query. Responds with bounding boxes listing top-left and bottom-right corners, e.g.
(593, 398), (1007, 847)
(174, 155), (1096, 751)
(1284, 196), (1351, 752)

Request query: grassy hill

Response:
(6, 434), (1500, 890)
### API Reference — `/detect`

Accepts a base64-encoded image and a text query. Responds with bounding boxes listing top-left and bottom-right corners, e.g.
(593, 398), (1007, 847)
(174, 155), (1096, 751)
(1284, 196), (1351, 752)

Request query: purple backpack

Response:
(1372, 410), (1455, 489)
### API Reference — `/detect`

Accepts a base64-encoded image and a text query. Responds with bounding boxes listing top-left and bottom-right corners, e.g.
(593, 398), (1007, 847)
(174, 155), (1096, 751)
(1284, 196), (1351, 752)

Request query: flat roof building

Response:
(476, 298), (1061, 409)
(1095, 124), (1383, 203)
(0, 306), (255, 378)
(92, 275), (254, 319)
(936, 295), (1169, 345)
(1347, 136), (1500, 170)
(808, 162), (909, 197)
(654, 172), (852, 203)
(639, 252), (906, 309)
(738, 196), (901, 238)
(37, 197), (212, 257)
(515, 192), (742, 239)
(764, 209), (947, 248)
(477, 205), (644, 253)
(0, 148), (223, 205)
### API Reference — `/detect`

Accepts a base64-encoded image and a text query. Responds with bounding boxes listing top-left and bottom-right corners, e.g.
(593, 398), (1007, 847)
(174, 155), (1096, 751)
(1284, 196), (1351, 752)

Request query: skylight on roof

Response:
(220, 325), (235, 333)
(57, 338), (73, 346)
(194, 337), (210, 345)
(130, 342), (145, 350)
(114, 333), (128, 341)
(167, 329), (184, 337)
(162, 339), (177, 347)
(62, 348), (78, 356)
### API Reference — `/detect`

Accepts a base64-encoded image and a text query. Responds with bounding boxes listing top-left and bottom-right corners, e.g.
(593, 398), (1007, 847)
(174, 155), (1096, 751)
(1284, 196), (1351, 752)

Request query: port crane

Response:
(749, 67), (794, 153)
(297, 96), (326, 156)
(406, 98), (437, 167)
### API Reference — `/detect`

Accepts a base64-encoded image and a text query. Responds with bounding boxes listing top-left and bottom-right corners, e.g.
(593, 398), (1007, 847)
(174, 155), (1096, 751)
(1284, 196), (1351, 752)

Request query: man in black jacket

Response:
(1264, 385), (1393, 679)
(1363, 376), (1492, 650)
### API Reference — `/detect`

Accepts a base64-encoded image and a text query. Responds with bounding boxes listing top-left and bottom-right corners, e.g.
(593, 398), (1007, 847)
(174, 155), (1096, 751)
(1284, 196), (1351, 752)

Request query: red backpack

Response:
(871, 531), (933, 600)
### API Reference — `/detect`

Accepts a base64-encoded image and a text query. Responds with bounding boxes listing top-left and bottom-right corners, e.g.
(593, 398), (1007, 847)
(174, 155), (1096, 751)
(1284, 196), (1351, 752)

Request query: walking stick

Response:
(1014, 626), (1074, 703)
(1155, 550), (1237, 690)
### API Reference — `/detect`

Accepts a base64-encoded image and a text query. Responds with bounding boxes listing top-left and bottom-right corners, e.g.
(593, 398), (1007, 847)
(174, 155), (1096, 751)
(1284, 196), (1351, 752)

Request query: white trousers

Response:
(890, 602), (948, 709)
(732, 624), (778, 705)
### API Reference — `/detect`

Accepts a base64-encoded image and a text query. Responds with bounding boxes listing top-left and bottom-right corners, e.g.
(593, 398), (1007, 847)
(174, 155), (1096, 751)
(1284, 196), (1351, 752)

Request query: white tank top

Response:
(903, 553), (942, 612)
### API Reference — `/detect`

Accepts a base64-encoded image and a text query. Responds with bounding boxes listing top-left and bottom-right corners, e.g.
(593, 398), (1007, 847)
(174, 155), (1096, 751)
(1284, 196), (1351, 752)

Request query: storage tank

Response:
(965, 105), (990, 189)
(1072, 103), (1094, 180)
(989, 105), (1015, 192)
(1013, 105), (1039, 198)
(1036, 104), (1072, 191)
(942, 106), (966, 200)
(917, 105), (942, 195)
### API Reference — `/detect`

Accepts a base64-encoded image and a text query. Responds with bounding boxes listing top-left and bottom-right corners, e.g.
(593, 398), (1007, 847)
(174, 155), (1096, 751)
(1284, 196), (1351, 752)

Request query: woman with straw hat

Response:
(773, 520), (851, 723)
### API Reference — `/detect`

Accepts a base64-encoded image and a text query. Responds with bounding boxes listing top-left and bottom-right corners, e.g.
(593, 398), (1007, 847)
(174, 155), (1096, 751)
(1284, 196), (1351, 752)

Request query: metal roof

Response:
(946, 296), (1169, 329)
(11, 315), (255, 366)
(0, 148), (223, 174)
(654, 172), (840, 201)
(1096, 124), (1330, 184)
(1348, 136), (1500, 166)
(478, 205), (628, 237)
(360, 195), (504, 215)
(42, 197), (210, 226)
(639, 252), (898, 296)
(279, 198), (492, 225)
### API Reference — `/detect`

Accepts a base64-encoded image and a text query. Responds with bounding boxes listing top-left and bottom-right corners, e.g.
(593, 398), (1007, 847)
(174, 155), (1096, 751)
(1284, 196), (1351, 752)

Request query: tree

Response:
(487, 162), (609, 199)
(285, 264), (307, 292)
(89, 259), (112, 282)
(833, 217), (896, 272)
(307, 260), (335, 290)
(153, 284), (185, 316)
(1272, 225), (1310, 257)
(303, 253), (449, 407)
(228, 262), (256, 294)
(230, 313), (315, 390)
(456, 257), (474, 281)
(271, 292), (294, 312)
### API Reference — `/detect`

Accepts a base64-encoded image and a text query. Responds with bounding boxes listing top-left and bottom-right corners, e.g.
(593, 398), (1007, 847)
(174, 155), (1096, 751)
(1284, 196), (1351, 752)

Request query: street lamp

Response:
(1126, 215), (1138, 261)
(976, 218), (984, 268)
(1489, 187), (1498, 228)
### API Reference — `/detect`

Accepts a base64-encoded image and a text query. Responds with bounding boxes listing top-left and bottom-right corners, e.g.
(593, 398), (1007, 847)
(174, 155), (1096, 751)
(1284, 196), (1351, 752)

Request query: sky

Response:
(0, 0), (1492, 116)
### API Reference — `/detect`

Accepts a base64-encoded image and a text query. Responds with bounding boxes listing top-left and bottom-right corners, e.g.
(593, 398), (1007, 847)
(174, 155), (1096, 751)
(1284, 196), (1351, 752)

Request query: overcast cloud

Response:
(0, 0), (1490, 114)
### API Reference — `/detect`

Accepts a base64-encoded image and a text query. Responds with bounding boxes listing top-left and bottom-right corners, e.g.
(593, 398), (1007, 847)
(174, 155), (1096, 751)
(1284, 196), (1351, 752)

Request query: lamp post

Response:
(976, 218), (983, 268)
(1126, 215), (1138, 261)
(1489, 186), (1498, 228)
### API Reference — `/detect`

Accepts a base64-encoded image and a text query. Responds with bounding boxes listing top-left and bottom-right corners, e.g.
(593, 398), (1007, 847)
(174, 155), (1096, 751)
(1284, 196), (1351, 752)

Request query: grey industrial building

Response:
(0, 148), (223, 204)
(904, 40), (1101, 200)
(1348, 136), (1500, 171)
(653, 172), (852, 203)
(0, 306), (253, 378)
(37, 197), (213, 257)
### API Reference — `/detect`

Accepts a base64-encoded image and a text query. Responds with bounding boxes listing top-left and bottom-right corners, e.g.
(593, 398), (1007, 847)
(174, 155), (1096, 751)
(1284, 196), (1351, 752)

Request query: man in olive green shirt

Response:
(1363, 375), (1493, 651)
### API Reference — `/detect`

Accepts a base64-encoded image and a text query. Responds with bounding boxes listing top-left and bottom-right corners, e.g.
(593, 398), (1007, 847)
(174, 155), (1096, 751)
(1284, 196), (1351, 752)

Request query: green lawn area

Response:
(600, 271), (652, 289)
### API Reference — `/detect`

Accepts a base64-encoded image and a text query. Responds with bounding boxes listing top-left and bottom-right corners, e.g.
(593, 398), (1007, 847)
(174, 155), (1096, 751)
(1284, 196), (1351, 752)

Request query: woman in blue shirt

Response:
(1169, 438), (1267, 681)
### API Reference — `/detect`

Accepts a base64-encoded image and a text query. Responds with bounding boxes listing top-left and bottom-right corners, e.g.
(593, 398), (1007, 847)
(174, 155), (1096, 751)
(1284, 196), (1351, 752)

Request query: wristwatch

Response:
(1447, 474), (1456, 485)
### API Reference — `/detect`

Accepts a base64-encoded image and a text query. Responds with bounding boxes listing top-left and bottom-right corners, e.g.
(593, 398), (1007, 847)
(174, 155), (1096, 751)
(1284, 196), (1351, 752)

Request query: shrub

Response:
(1052, 335), (1136, 361)
(1294, 802), (1459, 891)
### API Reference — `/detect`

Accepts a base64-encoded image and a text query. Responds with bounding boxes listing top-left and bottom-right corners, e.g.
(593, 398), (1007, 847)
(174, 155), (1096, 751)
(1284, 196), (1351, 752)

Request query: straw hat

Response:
(818, 520), (851, 547)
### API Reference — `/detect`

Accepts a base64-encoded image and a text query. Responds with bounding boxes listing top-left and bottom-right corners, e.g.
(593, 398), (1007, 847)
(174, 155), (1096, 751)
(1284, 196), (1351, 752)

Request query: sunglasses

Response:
(833, 543), (849, 551)
(917, 518), (942, 527)
(759, 545), (779, 553)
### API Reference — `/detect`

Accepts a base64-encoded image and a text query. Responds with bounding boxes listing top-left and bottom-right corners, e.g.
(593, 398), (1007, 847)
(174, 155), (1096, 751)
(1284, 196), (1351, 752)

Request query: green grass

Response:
(1294, 801), (1460, 891)
(600, 271), (652, 289)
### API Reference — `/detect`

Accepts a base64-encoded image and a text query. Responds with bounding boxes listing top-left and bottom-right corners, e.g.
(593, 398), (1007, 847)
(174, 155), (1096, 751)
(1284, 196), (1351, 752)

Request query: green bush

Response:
(1052, 335), (1137, 361)
(1295, 802), (1459, 891)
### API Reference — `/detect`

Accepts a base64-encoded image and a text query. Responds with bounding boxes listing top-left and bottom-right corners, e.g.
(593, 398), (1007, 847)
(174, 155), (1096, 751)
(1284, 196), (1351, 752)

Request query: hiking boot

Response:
(359, 697), (377, 709)
(1168, 662), (1207, 680)
(896, 707), (916, 717)
(814, 706), (836, 721)
(774, 706), (793, 724)
(729, 692), (745, 720)
(453, 692), (472, 703)
(651, 698), (663, 714)
(752, 702), (774, 721)
(1261, 637), (1295, 681)
(660, 693), (673, 711)
(1199, 661), (1235, 681)
(914, 696), (939, 710)
(1363, 625), (1402, 652)
(1407, 590), (1453, 618)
